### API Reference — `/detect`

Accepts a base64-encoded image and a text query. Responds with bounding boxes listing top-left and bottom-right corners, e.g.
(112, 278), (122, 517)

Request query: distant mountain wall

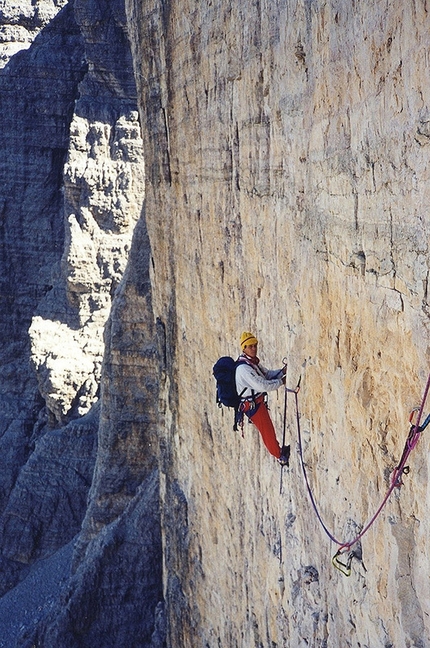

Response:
(0, 0), (90, 593)
(0, 0), (161, 641)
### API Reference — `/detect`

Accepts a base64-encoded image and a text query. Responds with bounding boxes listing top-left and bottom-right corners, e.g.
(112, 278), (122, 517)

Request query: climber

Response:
(236, 331), (290, 466)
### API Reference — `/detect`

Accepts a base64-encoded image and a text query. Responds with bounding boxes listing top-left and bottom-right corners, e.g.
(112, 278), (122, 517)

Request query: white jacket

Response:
(235, 355), (283, 399)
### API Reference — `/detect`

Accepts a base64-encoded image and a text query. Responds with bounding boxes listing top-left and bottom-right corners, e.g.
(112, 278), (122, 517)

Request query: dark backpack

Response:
(213, 356), (246, 430)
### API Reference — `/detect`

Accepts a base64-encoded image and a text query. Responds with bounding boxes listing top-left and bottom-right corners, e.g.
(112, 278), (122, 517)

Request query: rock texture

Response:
(0, 0), (67, 66)
(0, 0), (156, 633)
(125, 0), (430, 646)
(0, 0), (87, 520)
(0, 408), (97, 597)
(18, 212), (164, 646)
(29, 105), (144, 424)
(2, 0), (430, 647)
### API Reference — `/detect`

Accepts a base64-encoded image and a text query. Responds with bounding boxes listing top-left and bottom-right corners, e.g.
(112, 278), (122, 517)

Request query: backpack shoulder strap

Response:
(235, 356), (254, 401)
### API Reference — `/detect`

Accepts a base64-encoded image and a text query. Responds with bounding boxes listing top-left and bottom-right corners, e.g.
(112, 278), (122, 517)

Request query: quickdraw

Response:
(392, 409), (430, 487)
(332, 549), (354, 577)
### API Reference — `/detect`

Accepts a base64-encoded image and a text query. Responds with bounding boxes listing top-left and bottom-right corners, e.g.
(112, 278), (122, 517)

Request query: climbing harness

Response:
(289, 371), (430, 576)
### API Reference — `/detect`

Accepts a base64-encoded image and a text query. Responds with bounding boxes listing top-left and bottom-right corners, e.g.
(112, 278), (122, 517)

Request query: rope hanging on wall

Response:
(285, 372), (430, 576)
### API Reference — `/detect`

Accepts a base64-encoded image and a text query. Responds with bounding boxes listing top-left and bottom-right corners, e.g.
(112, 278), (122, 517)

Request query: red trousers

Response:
(249, 401), (281, 459)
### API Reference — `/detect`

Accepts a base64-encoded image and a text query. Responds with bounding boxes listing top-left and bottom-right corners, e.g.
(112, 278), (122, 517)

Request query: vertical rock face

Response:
(124, 0), (430, 646)
(29, 107), (144, 424)
(27, 0), (145, 428)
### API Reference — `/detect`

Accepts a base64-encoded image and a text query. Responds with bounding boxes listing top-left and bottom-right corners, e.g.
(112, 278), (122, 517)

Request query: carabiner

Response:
(409, 407), (420, 426)
(332, 547), (353, 577)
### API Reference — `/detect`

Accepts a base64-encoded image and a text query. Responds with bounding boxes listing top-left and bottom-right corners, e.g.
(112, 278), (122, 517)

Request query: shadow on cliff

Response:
(17, 472), (165, 648)
(0, 0), (87, 356)
(11, 204), (166, 647)
(0, 0), (90, 592)
(0, 0), (167, 642)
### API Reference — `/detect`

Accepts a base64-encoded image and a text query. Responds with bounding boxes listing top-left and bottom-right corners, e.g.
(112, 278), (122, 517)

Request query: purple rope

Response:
(294, 372), (430, 553)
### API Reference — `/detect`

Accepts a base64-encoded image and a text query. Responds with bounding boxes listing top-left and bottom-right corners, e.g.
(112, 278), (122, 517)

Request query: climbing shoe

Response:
(278, 445), (290, 467)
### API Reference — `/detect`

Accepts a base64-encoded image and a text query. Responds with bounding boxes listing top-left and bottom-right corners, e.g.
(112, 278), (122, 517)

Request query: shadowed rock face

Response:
(0, 408), (98, 597)
(1, 0), (163, 640)
(0, 0), (87, 517)
(18, 471), (164, 648)
(0, 0), (69, 66)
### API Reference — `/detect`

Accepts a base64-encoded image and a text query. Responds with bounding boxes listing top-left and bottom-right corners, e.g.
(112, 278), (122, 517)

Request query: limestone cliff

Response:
(1, 0), (430, 647)
(124, 0), (430, 646)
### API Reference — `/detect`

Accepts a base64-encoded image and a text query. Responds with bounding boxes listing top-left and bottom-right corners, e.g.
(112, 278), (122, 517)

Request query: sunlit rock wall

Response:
(126, 0), (430, 646)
